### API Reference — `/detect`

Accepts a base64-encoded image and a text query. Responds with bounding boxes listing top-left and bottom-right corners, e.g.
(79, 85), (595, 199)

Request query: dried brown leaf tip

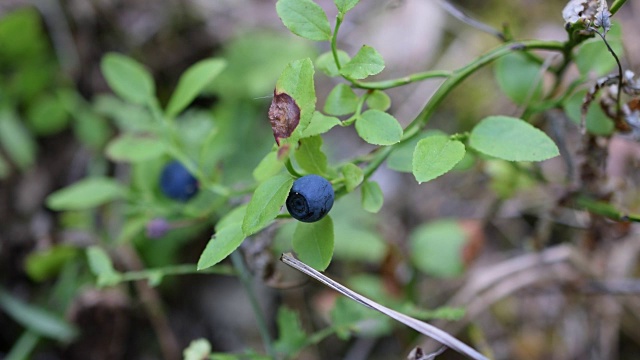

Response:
(268, 91), (300, 145)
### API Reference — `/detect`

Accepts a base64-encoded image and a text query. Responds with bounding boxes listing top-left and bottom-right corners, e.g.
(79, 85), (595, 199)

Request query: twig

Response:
(118, 245), (180, 360)
(280, 253), (488, 360)
(437, 0), (505, 41)
(230, 251), (276, 359)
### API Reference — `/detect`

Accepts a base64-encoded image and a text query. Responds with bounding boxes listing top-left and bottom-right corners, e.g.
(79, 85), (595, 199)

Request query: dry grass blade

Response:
(280, 252), (489, 360)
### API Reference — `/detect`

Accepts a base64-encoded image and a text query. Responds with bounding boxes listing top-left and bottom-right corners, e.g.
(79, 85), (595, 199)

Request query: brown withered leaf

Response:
(268, 91), (300, 145)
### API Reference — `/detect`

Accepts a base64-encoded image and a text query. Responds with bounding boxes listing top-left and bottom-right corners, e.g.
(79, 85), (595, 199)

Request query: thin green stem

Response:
(361, 40), (564, 182)
(285, 158), (302, 178)
(351, 70), (452, 90)
(230, 251), (277, 359)
(119, 264), (235, 282)
(575, 196), (640, 222)
(342, 93), (368, 126)
(406, 40), (564, 138)
(610, 0), (627, 15)
(331, 13), (344, 71)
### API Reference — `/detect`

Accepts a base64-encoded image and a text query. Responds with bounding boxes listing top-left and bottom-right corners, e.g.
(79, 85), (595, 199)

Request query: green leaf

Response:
(274, 307), (307, 356)
(93, 94), (154, 132)
(46, 177), (127, 211)
(412, 135), (465, 184)
(0, 288), (78, 342)
(409, 220), (466, 278)
(295, 135), (328, 175)
(253, 150), (284, 182)
(86, 247), (117, 277)
(71, 109), (112, 150)
(361, 180), (383, 213)
(340, 163), (363, 192)
(332, 192), (386, 263)
(366, 90), (391, 111)
(165, 58), (226, 117)
(324, 83), (359, 116)
(485, 159), (535, 198)
(387, 131), (445, 173)
(276, 0), (332, 41)
(469, 116), (559, 162)
(575, 22), (623, 76)
(335, 0), (360, 13)
(340, 45), (385, 80)
(275, 58), (316, 143)
(216, 205), (248, 232)
(197, 224), (245, 270)
(242, 174), (294, 235)
(25, 245), (78, 282)
(105, 134), (166, 163)
(101, 53), (155, 105)
(293, 215), (334, 271)
(26, 94), (69, 136)
(494, 52), (543, 105)
(563, 89), (614, 135)
(355, 110), (402, 146)
(0, 107), (37, 170)
(86, 247), (120, 287)
(316, 50), (350, 77)
(301, 111), (341, 138)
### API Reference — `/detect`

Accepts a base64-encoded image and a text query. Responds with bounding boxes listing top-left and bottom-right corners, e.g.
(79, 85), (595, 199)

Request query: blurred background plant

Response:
(0, 1), (640, 359)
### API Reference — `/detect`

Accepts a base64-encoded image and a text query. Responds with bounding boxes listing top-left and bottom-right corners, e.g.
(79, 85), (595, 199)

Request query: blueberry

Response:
(159, 161), (199, 201)
(286, 175), (334, 222)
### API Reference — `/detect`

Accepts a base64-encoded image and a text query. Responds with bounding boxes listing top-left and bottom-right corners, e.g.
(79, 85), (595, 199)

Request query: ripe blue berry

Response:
(159, 161), (198, 201)
(286, 175), (334, 223)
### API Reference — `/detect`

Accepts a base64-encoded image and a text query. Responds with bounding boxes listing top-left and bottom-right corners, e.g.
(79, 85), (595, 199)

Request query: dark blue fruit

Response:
(286, 174), (334, 223)
(159, 161), (199, 201)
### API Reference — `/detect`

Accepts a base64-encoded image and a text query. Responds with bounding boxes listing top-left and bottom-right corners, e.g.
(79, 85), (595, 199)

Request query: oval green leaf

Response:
(295, 135), (328, 175)
(355, 110), (402, 146)
(361, 180), (383, 213)
(409, 219), (466, 278)
(197, 223), (246, 270)
(316, 50), (350, 77)
(242, 173), (294, 236)
(366, 90), (391, 111)
(46, 177), (127, 211)
(412, 135), (465, 184)
(293, 215), (334, 271)
(341, 163), (363, 192)
(166, 58), (226, 117)
(253, 150), (284, 182)
(563, 89), (614, 135)
(469, 116), (559, 162)
(334, 0), (360, 14)
(301, 111), (341, 138)
(26, 94), (69, 136)
(0, 289), (78, 342)
(101, 53), (155, 105)
(276, 0), (332, 41)
(0, 107), (36, 170)
(494, 52), (543, 105)
(105, 134), (166, 163)
(339, 45), (385, 80)
(324, 83), (359, 116)
(387, 131), (445, 173)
